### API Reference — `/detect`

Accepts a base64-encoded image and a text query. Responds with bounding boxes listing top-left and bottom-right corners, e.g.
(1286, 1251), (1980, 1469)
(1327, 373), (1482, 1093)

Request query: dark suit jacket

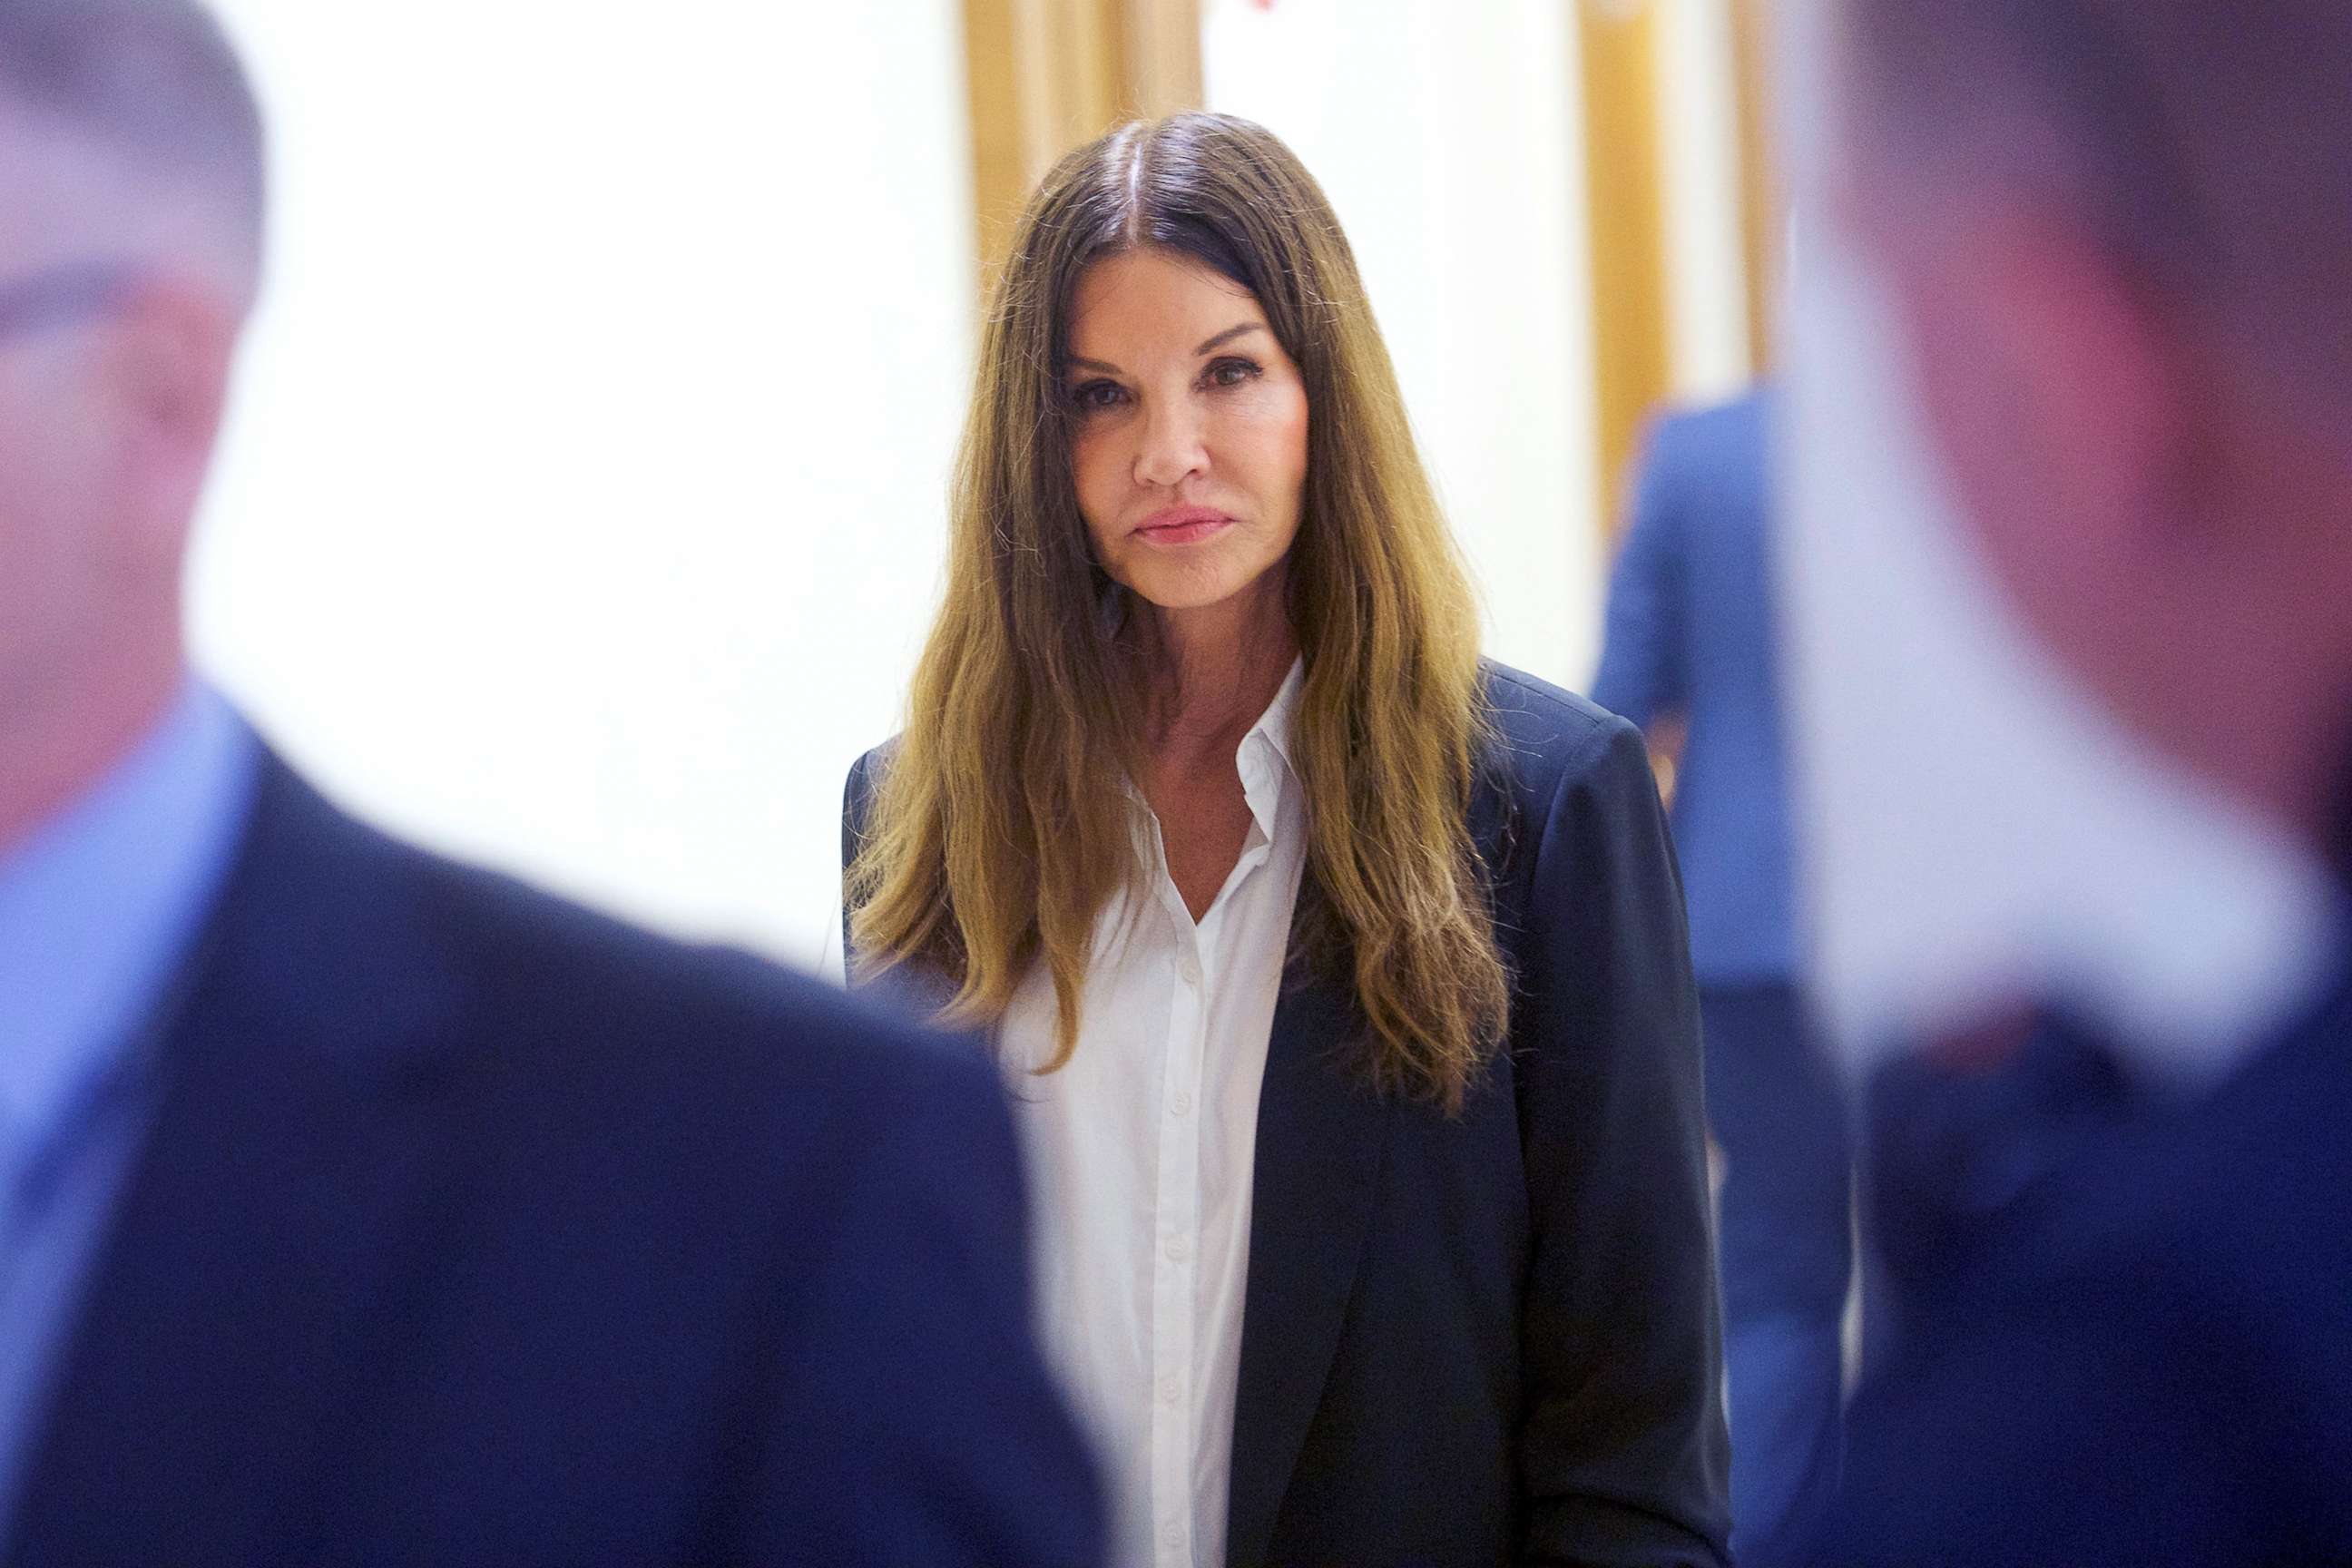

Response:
(6, 752), (1103, 1568)
(847, 662), (1730, 1567)
(1590, 390), (1795, 987)
(1802, 931), (2352, 1563)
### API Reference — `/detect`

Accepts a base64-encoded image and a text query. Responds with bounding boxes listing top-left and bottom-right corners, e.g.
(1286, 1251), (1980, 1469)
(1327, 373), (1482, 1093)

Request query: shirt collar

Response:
(1121, 657), (1308, 866)
(1235, 657), (1307, 842)
(0, 678), (260, 1164)
(1245, 657), (1306, 766)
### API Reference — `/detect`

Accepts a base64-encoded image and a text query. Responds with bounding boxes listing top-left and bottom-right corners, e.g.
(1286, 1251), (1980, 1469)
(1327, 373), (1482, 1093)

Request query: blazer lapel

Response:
(1225, 956), (1392, 1568)
(6, 760), (472, 1568)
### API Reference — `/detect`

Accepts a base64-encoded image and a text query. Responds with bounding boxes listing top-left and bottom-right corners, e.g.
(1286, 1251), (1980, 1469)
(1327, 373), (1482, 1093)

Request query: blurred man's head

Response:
(1841, 0), (2352, 845)
(0, 0), (261, 836)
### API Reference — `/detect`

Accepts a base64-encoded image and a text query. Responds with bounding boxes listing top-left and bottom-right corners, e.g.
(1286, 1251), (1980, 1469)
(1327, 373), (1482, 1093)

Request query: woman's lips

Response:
(1135, 506), (1236, 545)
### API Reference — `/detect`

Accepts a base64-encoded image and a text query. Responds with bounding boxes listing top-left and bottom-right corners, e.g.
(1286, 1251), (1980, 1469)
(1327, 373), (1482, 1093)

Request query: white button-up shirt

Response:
(1000, 659), (1308, 1568)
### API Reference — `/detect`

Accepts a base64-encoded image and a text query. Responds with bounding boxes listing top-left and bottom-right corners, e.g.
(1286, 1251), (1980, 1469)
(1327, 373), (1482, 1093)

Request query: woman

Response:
(846, 113), (1728, 1568)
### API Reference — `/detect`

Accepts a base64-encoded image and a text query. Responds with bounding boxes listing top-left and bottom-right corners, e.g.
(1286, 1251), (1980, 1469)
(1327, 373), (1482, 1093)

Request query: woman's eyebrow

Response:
(1064, 321), (1262, 375)
(1195, 322), (1263, 355)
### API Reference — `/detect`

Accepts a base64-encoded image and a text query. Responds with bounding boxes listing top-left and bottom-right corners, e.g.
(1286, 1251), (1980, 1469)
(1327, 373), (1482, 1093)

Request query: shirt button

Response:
(1164, 1235), (1191, 1263)
(1161, 1520), (1185, 1549)
(1177, 954), (1201, 985)
(1159, 1373), (1182, 1404)
(1170, 1091), (1194, 1116)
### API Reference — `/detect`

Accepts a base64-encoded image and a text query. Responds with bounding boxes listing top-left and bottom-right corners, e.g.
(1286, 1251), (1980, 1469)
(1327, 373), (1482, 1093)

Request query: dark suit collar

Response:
(1225, 940), (1393, 1568)
(7, 752), (475, 1566)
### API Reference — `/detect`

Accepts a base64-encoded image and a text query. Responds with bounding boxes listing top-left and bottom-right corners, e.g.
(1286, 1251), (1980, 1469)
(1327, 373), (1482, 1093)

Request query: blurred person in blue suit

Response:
(1781, 0), (2352, 1561)
(0, 2), (1101, 1563)
(1593, 387), (1848, 1563)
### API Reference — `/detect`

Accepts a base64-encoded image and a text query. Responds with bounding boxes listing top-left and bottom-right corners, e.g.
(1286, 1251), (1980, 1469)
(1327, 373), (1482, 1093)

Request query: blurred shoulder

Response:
(452, 863), (981, 1112)
(2166, 1014), (2352, 1325)
(1634, 388), (1772, 524)
(260, 759), (1000, 1163)
(210, 756), (1014, 1373)
(1646, 386), (1769, 464)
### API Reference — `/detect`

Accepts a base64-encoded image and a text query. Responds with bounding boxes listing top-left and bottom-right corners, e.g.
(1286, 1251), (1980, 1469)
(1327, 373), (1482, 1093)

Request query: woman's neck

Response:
(1138, 576), (1297, 753)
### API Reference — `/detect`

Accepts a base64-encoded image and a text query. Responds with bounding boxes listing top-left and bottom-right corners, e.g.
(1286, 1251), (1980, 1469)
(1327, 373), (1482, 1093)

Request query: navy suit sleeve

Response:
(1515, 717), (1731, 1566)
(1809, 1281), (2276, 1568)
(1591, 420), (1690, 729)
(723, 1030), (1105, 1565)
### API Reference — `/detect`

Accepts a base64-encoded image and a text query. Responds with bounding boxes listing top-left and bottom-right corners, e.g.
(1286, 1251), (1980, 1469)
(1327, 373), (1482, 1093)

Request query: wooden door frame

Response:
(962, 0), (1205, 284)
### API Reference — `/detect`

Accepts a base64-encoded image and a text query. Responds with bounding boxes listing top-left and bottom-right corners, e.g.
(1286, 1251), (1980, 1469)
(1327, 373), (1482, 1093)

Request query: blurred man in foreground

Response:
(1797, 1), (2352, 1561)
(0, 2), (1101, 1562)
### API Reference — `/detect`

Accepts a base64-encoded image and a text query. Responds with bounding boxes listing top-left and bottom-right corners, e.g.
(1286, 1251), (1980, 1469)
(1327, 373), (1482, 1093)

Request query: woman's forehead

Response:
(1068, 249), (1266, 348)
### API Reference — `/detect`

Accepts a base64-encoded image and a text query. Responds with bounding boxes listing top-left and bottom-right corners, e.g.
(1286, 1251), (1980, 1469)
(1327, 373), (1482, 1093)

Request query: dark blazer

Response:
(1590, 390), (1795, 987)
(1802, 890), (2352, 1561)
(6, 752), (1103, 1568)
(847, 662), (1730, 1568)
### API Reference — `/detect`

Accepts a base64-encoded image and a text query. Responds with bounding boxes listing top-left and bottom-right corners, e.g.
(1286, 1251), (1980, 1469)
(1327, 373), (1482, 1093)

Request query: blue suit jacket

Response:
(5, 754), (1102, 1567)
(848, 663), (1731, 1567)
(1804, 808), (2352, 1564)
(1591, 391), (1793, 986)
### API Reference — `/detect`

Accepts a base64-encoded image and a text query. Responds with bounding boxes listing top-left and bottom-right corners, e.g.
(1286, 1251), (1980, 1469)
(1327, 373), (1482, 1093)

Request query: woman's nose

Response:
(1133, 401), (1207, 489)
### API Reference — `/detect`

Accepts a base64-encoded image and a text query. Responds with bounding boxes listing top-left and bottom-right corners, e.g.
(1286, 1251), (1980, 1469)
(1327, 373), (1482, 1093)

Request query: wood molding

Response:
(1578, 0), (1673, 538)
(1730, 0), (1779, 373)
(1121, 0), (1205, 122)
(962, 0), (1203, 284)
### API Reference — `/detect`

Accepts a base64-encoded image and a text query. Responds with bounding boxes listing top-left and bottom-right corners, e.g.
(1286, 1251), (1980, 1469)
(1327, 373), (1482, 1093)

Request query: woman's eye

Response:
(1205, 357), (1262, 388)
(1071, 380), (1127, 413)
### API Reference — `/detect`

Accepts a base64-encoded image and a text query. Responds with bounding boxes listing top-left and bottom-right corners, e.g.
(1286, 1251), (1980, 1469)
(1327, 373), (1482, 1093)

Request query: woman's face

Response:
(1064, 247), (1310, 618)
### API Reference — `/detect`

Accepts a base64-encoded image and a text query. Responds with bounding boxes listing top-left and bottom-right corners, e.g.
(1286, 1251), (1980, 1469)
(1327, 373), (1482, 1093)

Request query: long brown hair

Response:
(848, 112), (1508, 1112)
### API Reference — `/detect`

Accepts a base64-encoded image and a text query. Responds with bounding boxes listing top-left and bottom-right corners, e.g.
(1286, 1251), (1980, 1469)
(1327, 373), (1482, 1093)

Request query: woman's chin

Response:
(1131, 583), (1244, 616)
(1117, 555), (1284, 619)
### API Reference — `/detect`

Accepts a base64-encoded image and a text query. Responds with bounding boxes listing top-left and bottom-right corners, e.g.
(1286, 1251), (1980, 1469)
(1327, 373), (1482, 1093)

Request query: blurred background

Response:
(189, 0), (1781, 967)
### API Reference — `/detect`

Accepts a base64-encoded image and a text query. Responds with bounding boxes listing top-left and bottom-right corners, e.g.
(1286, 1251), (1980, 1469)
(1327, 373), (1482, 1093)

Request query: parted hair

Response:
(848, 112), (1509, 1113)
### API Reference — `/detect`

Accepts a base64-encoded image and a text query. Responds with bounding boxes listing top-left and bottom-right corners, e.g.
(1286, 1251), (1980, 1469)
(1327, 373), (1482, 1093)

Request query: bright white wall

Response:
(1657, 0), (1755, 399)
(190, 1), (974, 969)
(1200, 0), (1604, 688)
